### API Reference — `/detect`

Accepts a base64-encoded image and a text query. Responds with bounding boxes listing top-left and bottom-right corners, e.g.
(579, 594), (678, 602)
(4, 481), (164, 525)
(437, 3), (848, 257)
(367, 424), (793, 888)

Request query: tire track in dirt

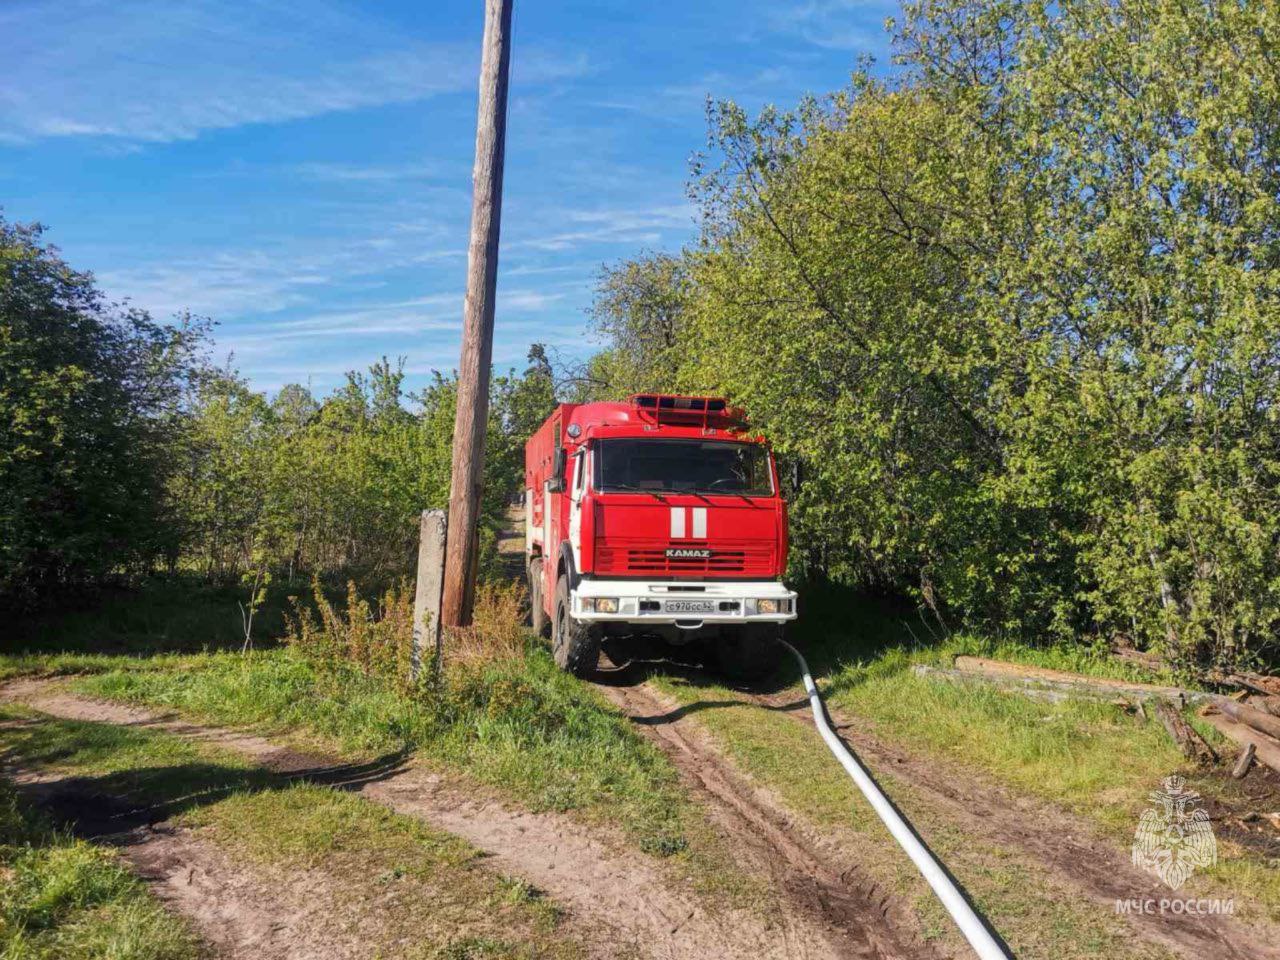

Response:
(1, 677), (879, 960)
(3, 758), (371, 960)
(709, 679), (1280, 960)
(594, 678), (938, 960)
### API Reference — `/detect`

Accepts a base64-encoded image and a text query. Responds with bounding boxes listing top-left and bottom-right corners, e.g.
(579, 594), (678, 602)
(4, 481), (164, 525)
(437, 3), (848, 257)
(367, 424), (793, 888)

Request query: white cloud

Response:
(770, 1), (895, 51)
(288, 162), (444, 183)
(0, 0), (588, 144)
(512, 203), (694, 252)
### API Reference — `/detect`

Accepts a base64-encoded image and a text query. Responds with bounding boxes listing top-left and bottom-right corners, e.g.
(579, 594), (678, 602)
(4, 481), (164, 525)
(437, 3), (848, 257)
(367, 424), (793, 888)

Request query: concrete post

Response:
(412, 509), (448, 680)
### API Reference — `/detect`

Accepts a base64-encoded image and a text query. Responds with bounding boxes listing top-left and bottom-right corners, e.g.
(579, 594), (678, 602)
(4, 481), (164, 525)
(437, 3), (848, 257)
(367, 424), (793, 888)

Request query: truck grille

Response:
(595, 541), (774, 577)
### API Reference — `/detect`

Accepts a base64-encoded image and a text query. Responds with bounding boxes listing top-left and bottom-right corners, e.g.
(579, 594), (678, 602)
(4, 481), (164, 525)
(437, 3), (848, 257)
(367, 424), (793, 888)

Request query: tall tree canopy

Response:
(0, 218), (206, 603)
(587, 0), (1280, 669)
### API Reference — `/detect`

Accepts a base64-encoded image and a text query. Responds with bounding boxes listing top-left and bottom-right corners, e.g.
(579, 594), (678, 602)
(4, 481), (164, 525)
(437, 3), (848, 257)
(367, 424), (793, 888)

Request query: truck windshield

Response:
(594, 439), (773, 496)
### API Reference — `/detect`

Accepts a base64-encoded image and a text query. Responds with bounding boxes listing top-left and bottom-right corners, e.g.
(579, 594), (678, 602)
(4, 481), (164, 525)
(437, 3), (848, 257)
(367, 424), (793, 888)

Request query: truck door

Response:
(568, 448), (585, 571)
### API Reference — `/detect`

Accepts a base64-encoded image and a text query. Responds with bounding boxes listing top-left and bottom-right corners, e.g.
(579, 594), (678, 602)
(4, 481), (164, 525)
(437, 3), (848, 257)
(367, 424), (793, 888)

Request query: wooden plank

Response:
(1220, 699), (1280, 742)
(940, 657), (1224, 706)
(1231, 742), (1257, 779)
(1202, 712), (1280, 778)
(1152, 700), (1217, 764)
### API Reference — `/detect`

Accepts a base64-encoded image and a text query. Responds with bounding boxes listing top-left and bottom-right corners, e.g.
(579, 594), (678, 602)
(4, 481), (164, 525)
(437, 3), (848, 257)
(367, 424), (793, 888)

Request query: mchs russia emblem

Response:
(1131, 775), (1217, 890)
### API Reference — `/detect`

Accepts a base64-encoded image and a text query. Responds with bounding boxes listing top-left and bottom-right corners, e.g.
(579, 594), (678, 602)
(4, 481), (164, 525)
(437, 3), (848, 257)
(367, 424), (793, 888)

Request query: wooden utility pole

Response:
(441, 0), (514, 627)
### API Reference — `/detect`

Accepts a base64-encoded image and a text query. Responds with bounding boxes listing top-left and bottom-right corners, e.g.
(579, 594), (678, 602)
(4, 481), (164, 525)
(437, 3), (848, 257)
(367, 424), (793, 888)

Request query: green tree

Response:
(587, 0), (1280, 668)
(0, 217), (208, 604)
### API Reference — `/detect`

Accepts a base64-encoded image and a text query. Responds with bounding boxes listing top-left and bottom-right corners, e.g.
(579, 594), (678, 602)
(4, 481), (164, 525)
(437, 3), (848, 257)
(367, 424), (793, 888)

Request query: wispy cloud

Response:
(512, 203), (694, 252)
(288, 162), (445, 183)
(769, 1), (895, 51)
(97, 233), (460, 320)
(0, 0), (589, 144)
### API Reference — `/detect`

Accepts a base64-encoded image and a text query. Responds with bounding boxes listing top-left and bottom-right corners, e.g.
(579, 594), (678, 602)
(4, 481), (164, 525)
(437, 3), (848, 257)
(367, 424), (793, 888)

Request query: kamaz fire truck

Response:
(524, 394), (797, 678)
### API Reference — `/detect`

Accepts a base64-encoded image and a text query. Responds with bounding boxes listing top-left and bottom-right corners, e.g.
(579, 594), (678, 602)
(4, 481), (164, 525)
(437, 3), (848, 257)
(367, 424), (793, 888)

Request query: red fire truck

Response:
(524, 394), (796, 678)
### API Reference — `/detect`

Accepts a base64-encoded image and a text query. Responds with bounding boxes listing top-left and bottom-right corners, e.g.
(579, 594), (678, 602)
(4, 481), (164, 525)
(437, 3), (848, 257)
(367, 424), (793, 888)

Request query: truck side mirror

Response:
(548, 448), (567, 493)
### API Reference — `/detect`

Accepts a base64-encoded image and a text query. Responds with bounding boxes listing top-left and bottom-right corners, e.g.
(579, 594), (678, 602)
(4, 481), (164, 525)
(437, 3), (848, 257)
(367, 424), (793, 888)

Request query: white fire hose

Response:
(776, 639), (1012, 960)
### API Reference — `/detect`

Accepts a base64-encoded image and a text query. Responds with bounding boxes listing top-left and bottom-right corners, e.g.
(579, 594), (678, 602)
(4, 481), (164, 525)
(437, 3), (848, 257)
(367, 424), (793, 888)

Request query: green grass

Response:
(637, 585), (1280, 935)
(7, 577), (294, 657)
(70, 644), (710, 866)
(647, 670), (1177, 960)
(0, 707), (582, 959)
(0, 774), (197, 960)
(3, 581), (759, 907)
(780, 590), (1237, 835)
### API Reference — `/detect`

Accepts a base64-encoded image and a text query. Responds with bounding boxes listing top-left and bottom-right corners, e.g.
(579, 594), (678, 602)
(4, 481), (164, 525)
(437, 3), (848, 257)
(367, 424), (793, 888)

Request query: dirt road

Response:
(1, 677), (920, 960)
(589, 655), (1280, 960)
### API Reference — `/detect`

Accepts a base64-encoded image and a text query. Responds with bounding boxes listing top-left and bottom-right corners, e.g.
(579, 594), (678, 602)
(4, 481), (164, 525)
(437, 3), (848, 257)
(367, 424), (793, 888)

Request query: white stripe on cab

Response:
(692, 507), (707, 538)
(670, 506), (686, 538)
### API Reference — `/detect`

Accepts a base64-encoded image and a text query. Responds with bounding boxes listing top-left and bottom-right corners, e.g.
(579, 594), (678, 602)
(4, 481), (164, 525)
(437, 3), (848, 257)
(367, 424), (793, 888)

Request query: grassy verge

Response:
(636, 585), (1279, 943)
(0, 767), (197, 960)
(4, 580), (758, 906)
(646, 670), (1180, 960)
(71, 645), (701, 858)
(790, 588), (1274, 848)
(0, 705), (582, 959)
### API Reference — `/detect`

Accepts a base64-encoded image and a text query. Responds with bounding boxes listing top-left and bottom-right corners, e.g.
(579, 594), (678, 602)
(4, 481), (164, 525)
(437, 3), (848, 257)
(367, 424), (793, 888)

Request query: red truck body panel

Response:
(525, 396), (789, 621)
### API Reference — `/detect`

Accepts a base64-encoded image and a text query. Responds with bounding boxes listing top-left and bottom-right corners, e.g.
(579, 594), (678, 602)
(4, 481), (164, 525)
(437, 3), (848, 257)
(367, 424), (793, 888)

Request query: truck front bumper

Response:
(571, 579), (797, 626)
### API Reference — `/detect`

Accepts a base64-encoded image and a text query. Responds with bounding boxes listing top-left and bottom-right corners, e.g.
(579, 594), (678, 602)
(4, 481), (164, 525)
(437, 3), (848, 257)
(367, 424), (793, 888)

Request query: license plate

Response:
(664, 599), (715, 614)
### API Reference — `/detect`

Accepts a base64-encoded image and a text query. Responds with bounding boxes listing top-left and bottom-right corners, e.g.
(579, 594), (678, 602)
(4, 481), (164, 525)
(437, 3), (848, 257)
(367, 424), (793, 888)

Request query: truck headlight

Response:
(584, 598), (619, 613)
(756, 598), (779, 615)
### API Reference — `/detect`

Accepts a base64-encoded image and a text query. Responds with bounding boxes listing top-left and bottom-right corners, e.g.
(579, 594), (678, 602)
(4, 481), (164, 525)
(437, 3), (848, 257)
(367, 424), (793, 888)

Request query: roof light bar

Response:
(629, 394), (747, 431)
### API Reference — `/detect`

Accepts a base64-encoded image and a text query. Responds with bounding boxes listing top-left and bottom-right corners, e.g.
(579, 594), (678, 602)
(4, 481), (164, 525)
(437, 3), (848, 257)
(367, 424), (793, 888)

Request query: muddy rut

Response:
(1, 677), (913, 960)
(595, 677), (937, 960)
(753, 685), (1280, 960)
(594, 665), (1280, 960)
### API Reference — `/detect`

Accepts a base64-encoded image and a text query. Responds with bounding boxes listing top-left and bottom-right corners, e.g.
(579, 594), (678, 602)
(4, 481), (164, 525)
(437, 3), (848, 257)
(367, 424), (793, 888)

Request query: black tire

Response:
(528, 558), (550, 637)
(553, 575), (601, 677)
(716, 624), (781, 681)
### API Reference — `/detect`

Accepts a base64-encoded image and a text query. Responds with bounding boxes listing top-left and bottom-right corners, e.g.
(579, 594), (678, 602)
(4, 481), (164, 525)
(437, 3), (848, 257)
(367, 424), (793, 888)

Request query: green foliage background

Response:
(579, 0), (1280, 669)
(5, 0), (1280, 670)
(0, 217), (554, 604)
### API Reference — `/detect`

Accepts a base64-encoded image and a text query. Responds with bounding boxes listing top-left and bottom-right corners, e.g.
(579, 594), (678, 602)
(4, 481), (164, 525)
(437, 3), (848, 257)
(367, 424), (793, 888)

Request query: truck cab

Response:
(524, 394), (797, 678)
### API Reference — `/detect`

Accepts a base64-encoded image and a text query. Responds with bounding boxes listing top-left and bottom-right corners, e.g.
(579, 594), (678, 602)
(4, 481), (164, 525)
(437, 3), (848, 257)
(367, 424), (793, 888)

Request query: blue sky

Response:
(1, 0), (895, 395)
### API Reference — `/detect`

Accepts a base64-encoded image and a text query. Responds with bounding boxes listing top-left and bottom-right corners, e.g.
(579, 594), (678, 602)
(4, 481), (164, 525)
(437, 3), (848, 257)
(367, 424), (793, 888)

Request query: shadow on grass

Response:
(594, 581), (935, 703)
(4, 716), (410, 839)
(8, 576), (299, 657)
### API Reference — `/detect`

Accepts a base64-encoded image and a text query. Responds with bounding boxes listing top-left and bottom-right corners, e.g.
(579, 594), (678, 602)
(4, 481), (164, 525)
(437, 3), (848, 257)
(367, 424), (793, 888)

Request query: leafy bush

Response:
(0, 218), (207, 606)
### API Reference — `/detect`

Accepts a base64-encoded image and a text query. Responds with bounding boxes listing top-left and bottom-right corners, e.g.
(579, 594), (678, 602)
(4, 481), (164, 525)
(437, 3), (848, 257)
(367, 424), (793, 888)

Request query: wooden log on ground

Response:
(943, 656), (1226, 707)
(1231, 742), (1257, 780)
(1153, 700), (1218, 765)
(1201, 712), (1280, 778)
(1219, 699), (1280, 742)
(1202, 668), (1280, 697)
(1108, 644), (1280, 697)
(1248, 695), (1280, 717)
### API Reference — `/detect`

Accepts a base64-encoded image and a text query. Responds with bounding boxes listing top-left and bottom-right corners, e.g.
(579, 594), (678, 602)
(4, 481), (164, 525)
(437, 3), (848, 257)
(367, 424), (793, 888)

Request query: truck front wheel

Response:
(528, 558), (549, 638)
(553, 575), (601, 678)
(716, 624), (781, 682)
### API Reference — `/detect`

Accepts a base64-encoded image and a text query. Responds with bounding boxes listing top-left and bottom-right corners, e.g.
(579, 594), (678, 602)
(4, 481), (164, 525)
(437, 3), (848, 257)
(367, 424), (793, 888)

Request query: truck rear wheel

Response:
(528, 558), (549, 637)
(553, 575), (601, 678)
(716, 624), (780, 682)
